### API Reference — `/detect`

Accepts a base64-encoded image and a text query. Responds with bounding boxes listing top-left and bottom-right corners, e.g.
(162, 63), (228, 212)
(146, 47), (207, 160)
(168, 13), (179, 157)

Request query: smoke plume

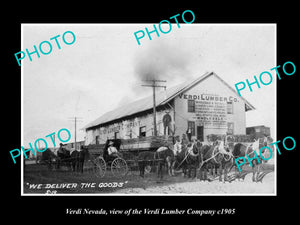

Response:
(132, 40), (194, 94)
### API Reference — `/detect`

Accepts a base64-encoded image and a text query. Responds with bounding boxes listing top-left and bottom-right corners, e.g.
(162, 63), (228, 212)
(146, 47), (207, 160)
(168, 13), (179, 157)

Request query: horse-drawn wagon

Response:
(86, 136), (174, 178)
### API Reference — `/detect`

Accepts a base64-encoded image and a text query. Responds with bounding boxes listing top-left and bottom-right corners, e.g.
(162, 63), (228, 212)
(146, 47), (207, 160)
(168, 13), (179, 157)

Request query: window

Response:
(188, 100), (195, 112)
(227, 101), (233, 114)
(227, 122), (234, 135)
(95, 135), (99, 145)
(187, 121), (195, 136)
(129, 129), (132, 139)
(139, 126), (146, 137)
(114, 132), (120, 139)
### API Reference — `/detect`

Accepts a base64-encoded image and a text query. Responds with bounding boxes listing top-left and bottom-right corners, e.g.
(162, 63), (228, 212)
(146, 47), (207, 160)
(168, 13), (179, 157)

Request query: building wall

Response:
(174, 75), (246, 141)
(85, 109), (175, 145)
(85, 75), (249, 145)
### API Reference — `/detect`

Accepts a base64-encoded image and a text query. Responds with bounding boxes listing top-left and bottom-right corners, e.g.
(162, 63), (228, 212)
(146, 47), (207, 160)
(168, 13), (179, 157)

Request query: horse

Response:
(198, 140), (234, 182)
(231, 136), (274, 182)
(41, 148), (58, 170)
(70, 146), (91, 173)
(198, 140), (223, 181)
(137, 151), (156, 178)
(198, 144), (211, 181)
(137, 145), (174, 179)
(251, 136), (274, 182)
(216, 139), (235, 182)
(154, 146), (175, 180)
(173, 141), (202, 178)
(56, 147), (73, 170)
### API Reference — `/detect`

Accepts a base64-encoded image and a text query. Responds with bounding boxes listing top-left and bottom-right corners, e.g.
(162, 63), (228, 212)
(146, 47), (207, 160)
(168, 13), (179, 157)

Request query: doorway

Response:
(197, 126), (204, 141)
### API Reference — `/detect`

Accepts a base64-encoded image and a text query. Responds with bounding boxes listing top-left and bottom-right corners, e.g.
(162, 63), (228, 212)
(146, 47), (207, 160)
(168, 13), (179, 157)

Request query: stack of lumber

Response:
(120, 136), (173, 151)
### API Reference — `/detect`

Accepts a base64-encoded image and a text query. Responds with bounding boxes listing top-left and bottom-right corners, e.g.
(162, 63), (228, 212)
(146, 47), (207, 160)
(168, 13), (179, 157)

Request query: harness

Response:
(204, 148), (221, 164)
(198, 150), (220, 172)
(244, 138), (260, 157)
(174, 143), (198, 170)
(174, 140), (234, 171)
(198, 140), (234, 170)
(219, 147), (234, 162)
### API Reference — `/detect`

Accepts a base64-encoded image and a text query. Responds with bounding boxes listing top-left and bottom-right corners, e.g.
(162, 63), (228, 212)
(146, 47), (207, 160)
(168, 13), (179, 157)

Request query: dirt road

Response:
(118, 172), (275, 195)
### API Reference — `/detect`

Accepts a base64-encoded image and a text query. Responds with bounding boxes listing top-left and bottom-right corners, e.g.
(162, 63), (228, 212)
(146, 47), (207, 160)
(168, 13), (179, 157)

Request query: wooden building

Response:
(84, 72), (255, 145)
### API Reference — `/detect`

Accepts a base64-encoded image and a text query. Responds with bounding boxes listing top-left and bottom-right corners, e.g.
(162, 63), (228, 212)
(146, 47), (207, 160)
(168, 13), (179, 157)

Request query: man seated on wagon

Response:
(107, 141), (120, 161)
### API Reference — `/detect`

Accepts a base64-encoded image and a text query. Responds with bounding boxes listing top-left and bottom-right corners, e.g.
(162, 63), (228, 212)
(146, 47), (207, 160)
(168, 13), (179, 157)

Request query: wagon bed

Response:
(86, 136), (170, 177)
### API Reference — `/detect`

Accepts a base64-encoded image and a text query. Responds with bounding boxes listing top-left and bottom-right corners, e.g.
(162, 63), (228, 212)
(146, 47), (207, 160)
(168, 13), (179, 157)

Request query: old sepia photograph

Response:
(21, 23), (276, 195)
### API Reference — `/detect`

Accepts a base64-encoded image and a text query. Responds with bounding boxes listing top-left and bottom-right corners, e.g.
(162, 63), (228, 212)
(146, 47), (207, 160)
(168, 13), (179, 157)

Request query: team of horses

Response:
(41, 145), (90, 173)
(138, 135), (274, 182)
(41, 135), (274, 182)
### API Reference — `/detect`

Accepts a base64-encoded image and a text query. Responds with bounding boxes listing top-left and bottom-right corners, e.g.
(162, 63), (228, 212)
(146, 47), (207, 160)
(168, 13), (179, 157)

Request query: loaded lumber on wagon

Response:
(86, 135), (174, 156)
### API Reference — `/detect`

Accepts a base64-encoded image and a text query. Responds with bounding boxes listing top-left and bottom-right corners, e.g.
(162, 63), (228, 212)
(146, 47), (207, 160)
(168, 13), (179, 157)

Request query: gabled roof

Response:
(84, 72), (255, 130)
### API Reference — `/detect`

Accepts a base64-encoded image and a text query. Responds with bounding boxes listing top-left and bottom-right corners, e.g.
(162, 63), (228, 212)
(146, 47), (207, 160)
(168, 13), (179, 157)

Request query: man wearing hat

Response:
(107, 141), (119, 159)
(57, 143), (66, 159)
(162, 110), (173, 136)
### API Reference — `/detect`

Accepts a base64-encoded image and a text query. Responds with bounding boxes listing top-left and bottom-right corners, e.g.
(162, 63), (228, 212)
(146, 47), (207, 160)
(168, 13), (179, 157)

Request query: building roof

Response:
(84, 72), (255, 130)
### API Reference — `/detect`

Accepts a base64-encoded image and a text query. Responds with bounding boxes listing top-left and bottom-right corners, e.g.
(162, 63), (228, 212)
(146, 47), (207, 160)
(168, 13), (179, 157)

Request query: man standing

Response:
(186, 127), (192, 142)
(162, 111), (172, 136)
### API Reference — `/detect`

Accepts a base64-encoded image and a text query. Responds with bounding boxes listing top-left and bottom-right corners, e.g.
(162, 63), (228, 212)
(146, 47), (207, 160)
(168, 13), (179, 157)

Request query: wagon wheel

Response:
(111, 158), (128, 177)
(94, 156), (106, 178)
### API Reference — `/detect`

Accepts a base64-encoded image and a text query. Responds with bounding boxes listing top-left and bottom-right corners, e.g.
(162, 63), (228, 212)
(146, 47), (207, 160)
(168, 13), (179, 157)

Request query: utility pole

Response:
(142, 79), (166, 137)
(68, 116), (83, 150)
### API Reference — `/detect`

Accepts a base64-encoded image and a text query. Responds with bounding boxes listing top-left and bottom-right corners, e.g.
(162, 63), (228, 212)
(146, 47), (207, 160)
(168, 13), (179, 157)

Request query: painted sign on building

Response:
(194, 96), (227, 128)
(85, 110), (171, 145)
(178, 93), (238, 129)
(174, 77), (246, 141)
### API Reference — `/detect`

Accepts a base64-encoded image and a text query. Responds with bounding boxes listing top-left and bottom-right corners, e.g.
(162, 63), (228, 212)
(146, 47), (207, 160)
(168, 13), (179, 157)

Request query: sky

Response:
(22, 23), (276, 148)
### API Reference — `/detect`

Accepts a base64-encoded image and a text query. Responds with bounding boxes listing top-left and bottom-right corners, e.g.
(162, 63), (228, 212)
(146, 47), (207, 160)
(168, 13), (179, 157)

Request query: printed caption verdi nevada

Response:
(66, 208), (236, 216)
